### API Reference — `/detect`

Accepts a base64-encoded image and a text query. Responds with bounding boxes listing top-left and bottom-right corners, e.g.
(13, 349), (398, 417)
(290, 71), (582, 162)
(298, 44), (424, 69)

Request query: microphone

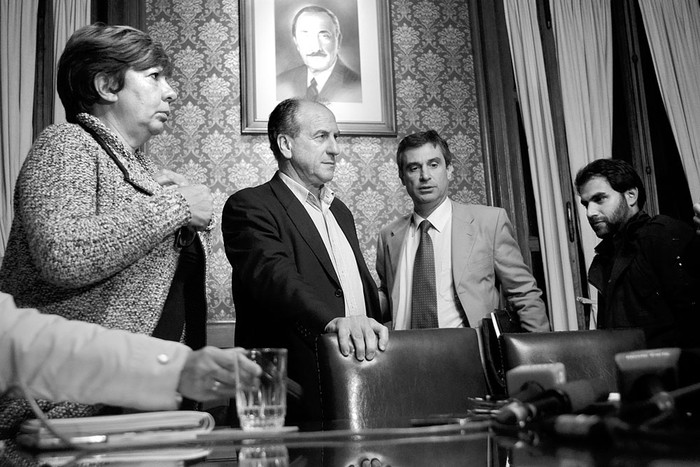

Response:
(508, 380), (549, 403)
(615, 348), (681, 403)
(542, 413), (612, 441)
(495, 363), (568, 426)
(617, 380), (700, 424)
(495, 379), (609, 426)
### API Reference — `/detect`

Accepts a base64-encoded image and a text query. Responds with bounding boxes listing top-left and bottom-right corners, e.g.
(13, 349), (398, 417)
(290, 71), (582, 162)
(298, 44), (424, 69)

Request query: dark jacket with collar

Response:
(276, 59), (362, 103)
(221, 172), (381, 424)
(588, 211), (700, 348)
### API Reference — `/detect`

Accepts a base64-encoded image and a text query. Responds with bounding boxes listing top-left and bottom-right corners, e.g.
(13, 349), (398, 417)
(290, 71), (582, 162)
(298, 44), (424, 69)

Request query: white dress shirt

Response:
(307, 60), (337, 92)
(393, 199), (467, 329)
(280, 173), (366, 316)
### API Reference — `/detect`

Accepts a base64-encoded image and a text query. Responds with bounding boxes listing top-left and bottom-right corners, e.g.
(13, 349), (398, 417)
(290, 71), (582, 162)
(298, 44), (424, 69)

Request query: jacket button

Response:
(335, 289), (343, 298)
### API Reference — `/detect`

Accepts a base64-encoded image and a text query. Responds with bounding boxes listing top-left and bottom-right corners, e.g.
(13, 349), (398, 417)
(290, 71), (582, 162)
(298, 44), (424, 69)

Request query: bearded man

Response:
(576, 159), (700, 348)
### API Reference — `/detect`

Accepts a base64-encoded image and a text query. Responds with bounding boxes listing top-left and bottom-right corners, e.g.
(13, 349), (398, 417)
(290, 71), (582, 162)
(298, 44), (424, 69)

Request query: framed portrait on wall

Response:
(240, 0), (396, 135)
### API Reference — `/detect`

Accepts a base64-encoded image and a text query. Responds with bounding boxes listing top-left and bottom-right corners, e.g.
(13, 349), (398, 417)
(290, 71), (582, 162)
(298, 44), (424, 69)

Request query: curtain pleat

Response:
(0, 0), (39, 259)
(52, 0), (90, 124)
(503, 0), (579, 330)
(638, 0), (700, 203)
(551, 0), (612, 328)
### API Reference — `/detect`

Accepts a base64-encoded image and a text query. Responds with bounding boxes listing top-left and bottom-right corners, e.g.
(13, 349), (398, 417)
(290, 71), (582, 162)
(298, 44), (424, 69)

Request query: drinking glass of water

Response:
(236, 348), (287, 430)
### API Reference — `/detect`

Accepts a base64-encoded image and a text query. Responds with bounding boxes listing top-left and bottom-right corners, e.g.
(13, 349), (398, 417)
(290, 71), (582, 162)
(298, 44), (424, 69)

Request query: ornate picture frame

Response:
(239, 0), (396, 135)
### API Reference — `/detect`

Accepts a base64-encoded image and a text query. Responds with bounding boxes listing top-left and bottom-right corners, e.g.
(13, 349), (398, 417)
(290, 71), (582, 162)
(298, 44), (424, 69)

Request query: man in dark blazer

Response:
(222, 98), (387, 425)
(276, 5), (361, 103)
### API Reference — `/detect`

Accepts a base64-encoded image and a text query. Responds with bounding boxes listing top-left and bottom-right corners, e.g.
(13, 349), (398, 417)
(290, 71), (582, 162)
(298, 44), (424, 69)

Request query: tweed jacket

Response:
(0, 114), (210, 437)
(0, 113), (204, 336)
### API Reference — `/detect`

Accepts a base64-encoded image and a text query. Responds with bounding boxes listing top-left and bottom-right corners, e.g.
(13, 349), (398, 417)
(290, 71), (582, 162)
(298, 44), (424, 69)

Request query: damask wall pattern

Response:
(145, 0), (485, 322)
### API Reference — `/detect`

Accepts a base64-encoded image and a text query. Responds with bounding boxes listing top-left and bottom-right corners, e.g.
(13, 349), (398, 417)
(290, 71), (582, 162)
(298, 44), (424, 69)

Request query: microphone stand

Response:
(619, 381), (700, 426)
(537, 381), (700, 446)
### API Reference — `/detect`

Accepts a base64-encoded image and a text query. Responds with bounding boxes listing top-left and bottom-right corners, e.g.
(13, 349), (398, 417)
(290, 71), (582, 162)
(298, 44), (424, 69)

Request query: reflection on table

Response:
(5, 418), (700, 466)
(4, 422), (496, 467)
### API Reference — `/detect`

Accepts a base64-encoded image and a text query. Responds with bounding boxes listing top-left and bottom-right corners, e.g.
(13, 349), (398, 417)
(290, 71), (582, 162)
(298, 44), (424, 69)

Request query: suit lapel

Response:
(387, 215), (411, 278)
(451, 202), (477, 287)
(318, 62), (345, 101)
(330, 199), (381, 316)
(386, 215), (411, 321)
(330, 201), (358, 255)
(269, 175), (340, 286)
(80, 121), (157, 195)
(119, 154), (158, 195)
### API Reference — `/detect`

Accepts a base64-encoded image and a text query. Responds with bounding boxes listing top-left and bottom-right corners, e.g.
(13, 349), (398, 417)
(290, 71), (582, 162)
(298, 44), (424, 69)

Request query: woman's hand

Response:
(177, 184), (213, 230)
(156, 168), (190, 187)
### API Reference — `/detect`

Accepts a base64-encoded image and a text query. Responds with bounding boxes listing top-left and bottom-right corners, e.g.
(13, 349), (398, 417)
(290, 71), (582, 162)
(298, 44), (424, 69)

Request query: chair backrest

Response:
(478, 318), (508, 398)
(500, 329), (647, 394)
(315, 328), (489, 430)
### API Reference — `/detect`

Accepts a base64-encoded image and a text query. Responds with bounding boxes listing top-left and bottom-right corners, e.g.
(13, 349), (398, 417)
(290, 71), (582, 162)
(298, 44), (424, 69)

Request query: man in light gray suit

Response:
(376, 130), (550, 331)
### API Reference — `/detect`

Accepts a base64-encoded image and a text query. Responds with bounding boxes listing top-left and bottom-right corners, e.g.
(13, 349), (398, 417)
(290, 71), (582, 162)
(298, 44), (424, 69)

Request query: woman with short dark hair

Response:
(0, 23), (213, 437)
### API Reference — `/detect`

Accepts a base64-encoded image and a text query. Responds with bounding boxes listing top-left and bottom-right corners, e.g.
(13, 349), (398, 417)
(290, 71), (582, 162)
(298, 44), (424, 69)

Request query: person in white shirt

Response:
(376, 130), (550, 332)
(0, 292), (261, 411)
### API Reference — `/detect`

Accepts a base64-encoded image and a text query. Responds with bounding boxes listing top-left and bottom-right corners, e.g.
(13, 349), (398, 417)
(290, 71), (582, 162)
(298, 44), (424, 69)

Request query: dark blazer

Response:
(588, 211), (700, 348)
(276, 59), (362, 103)
(222, 172), (381, 424)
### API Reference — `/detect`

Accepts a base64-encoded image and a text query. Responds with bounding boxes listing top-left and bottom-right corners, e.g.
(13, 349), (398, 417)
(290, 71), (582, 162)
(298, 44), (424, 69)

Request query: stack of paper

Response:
(17, 411), (214, 450)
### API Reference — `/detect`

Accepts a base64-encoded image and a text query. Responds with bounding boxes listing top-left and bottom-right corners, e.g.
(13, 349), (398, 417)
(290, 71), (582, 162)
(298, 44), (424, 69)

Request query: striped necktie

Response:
(306, 78), (319, 100)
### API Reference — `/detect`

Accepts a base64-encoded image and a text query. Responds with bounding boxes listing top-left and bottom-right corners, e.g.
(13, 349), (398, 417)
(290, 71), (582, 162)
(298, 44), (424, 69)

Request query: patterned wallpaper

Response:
(145, 0), (485, 322)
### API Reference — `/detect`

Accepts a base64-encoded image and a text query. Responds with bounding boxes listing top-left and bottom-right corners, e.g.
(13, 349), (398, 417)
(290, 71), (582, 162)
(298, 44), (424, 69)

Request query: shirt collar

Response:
(278, 171), (335, 209)
(412, 197), (451, 233)
(307, 60), (337, 89)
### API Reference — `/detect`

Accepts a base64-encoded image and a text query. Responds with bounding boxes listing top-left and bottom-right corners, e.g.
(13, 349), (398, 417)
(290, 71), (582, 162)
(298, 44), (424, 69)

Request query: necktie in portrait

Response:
(306, 78), (319, 100)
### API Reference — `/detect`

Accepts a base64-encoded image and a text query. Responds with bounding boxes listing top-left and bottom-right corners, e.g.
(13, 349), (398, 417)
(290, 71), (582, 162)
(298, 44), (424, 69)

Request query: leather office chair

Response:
(500, 329), (647, 394)
(314, 328), (489, 430)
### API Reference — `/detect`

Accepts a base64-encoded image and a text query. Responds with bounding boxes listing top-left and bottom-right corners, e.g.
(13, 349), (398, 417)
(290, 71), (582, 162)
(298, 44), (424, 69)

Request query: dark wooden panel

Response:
(33, 0), (54, 139)
(91, 0), (145, 29)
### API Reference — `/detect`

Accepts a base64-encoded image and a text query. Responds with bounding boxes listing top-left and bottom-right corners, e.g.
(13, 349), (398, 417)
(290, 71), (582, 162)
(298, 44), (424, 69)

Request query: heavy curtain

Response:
(638, 0), (700, 203)
(0, 1), (90, 259)
(550, 0), (612, 328)
(503, 0), (579, 331)
(0, 0), (39, 259)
